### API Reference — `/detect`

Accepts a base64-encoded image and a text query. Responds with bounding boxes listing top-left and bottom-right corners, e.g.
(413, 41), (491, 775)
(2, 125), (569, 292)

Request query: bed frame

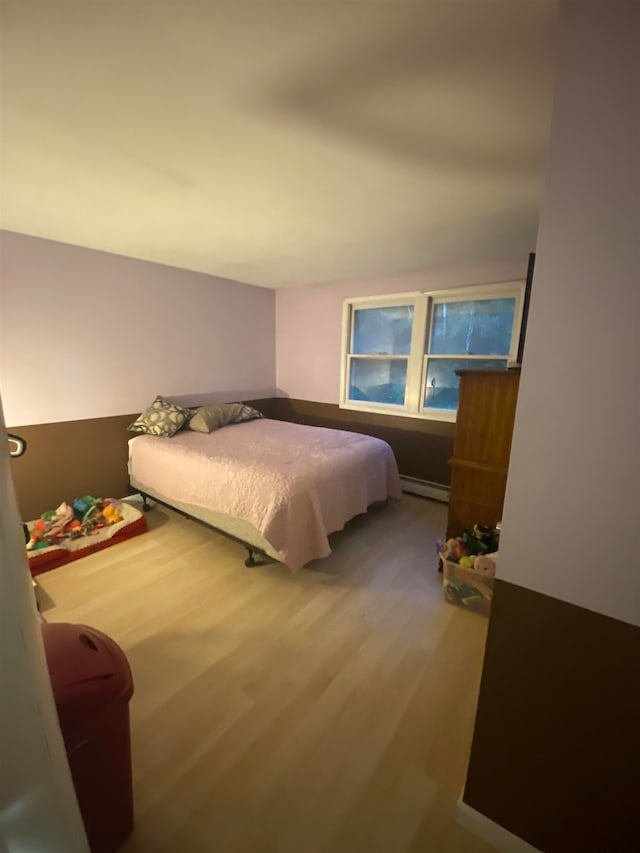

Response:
(137, 490), (274, 568)
(128, 419), (401, 572)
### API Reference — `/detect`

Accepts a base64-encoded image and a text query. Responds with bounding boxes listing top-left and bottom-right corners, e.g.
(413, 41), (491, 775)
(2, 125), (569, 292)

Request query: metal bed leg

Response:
(134, 490), (271, 568)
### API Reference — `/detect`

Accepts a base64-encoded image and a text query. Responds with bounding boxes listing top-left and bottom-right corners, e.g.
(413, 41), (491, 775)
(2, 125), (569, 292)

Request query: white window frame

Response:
(340, 281), (525, 422)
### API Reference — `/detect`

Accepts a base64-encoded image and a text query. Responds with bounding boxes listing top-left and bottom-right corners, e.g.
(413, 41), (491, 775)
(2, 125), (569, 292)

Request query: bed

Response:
(128, 418), (401, 571)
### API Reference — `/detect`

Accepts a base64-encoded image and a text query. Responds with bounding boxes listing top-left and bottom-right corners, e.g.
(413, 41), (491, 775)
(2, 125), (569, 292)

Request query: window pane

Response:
(424, 359), (507, 410)
(353, 306), (413, 355)
(429, 298), (515, 356)
(349, 358), (407, 406)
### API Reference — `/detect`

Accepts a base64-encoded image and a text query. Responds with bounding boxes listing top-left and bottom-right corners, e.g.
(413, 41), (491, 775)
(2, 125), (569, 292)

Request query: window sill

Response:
(339, 401), (457, 423)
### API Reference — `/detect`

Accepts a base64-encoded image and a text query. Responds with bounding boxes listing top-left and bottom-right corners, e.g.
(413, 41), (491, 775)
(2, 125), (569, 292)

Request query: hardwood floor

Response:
(37, 495), (496, 853)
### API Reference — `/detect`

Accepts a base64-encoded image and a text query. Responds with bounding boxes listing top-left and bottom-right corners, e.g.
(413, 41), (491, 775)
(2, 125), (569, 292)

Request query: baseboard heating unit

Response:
(399, 476), (449, 503)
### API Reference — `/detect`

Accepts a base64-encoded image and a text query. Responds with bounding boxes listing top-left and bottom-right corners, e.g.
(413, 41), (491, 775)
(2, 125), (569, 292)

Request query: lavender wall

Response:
(0, 231), (276, 426)
(498, 0), (640, 626)
(275, 259), (527, 404)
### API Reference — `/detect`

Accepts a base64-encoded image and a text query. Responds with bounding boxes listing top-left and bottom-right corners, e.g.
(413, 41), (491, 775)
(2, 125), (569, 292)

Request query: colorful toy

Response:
(444, 572), (479, 604)
(438, 524), (500, 566)
(72, 495), (102, 523)
(26, 496), (125, 551)
(462, 524), (500, 555)
(26, 519), (48, 550)
(438, 524), (499, 617)
(46, 503), (74, 539)
(437, 536), (471, 562)
(101, 499), (123, 525)
(26, 503), (73, 549)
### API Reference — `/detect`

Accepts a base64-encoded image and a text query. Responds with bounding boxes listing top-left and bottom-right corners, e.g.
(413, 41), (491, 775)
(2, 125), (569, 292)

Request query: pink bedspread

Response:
(128, 419), (401, 570)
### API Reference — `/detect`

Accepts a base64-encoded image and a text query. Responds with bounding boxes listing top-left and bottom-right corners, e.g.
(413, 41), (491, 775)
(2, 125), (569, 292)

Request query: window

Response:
(340, 282), (524, 421)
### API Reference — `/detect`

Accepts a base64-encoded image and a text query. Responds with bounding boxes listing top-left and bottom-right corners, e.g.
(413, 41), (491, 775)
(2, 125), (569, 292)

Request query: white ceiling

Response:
(0, 1), (557, 288)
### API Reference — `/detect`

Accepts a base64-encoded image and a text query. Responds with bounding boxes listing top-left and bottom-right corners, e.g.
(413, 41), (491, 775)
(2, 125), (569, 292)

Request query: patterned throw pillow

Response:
(127, 396), (192, 437)
(188, 402), (263, 434)
(233, 403), (264, 424)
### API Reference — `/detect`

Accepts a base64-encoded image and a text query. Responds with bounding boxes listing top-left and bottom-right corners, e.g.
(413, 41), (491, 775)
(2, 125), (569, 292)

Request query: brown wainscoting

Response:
(7, 398), (278, 521)
(7, 397), (448, 521)
(8, 413), (138, 522)
(464, 580), (640, 852)
(270, 398), (454, 485)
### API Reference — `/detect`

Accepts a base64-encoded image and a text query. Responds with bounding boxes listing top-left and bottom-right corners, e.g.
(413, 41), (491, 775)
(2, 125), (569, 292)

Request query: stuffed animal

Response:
(474, 552), (498, 577)
(46, 502), (74, 540)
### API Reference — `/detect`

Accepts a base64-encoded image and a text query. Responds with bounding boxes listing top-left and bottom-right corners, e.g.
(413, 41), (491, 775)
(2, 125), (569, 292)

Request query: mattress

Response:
(128, 418), (401, 571)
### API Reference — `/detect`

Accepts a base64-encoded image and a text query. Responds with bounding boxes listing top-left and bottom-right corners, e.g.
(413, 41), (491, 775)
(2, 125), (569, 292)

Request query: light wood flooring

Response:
(37, 495), (495, 853)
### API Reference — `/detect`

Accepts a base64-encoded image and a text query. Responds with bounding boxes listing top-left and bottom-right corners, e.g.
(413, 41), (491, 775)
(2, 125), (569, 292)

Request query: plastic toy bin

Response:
(442, 560), (494, 617)
(41, 622), (135, 853)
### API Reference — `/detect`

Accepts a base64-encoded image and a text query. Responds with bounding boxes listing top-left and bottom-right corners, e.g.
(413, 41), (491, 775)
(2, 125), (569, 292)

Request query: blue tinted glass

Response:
(349, 358), (407, 406)
(353, 306), (413, 355)
(429, 298), (515, 356)
(424, 359), (507, 410)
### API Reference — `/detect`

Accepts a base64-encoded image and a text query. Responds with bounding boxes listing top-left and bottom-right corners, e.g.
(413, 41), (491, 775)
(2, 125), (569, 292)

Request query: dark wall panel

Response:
(464, 580), (640, 852)
(271, 398), (454, 485)
(7, 398), (279, 521)
(8, 414), (137, 521)
(7, 397), (450, 521)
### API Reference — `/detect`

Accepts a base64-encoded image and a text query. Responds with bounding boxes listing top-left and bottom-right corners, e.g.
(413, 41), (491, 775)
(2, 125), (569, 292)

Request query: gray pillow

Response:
(127, 396), (192, 437)
(188, 402), (263, 434)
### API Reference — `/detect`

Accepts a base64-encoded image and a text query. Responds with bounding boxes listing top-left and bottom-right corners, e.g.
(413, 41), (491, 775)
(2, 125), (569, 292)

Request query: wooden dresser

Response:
(446, 369), (521, 538)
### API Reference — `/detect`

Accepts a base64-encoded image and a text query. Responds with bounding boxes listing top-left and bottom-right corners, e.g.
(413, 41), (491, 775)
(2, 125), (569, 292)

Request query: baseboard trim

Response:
(456, 799), (541, 853)
(399, 475), (449, 503)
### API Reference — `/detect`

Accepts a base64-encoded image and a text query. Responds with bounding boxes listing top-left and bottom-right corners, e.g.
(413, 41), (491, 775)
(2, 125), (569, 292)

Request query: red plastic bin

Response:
(41, 622), (135, 853)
